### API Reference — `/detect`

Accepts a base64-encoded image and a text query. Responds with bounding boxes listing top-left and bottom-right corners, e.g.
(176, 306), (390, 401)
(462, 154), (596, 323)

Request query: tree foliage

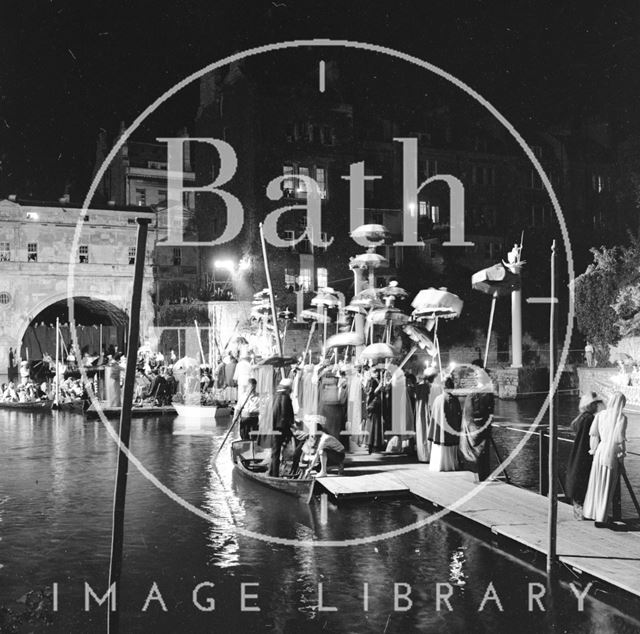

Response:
(574, 232), (640, 349)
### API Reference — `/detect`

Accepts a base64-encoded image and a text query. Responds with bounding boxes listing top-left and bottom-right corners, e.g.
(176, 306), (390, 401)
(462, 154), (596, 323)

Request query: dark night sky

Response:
(1, 0), (639, 199)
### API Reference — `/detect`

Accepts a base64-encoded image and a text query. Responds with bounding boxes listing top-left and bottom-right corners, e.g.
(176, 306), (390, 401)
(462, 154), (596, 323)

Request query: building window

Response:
(529, 170), (543, 189)
(0, 242), (10, 262)
(78, 245), (89, 264)
(298, 268), (312, 292)
(316, 167), (327, 199)
(128, 246), (136, 265)
(419, 201), (428, 217)
(298, 166), (310, 198)
(592, 174), (607, 193)
(27, 243), (38, 262)
(0, 291), (10, 305)
(172, 247), (182, 266)
(430, 205), (440, 224)
(317, 267), (328, 289)
(135, 188), (147, 206)
(128, 218), (137, 225)
(283, 165), (295, 197)
(158, 190), (167, 206)
(424, 159), (438, 178)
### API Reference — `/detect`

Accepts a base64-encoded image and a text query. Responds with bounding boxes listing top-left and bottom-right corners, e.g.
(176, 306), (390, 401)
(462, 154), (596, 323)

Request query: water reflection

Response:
(1, 403), (640, 633)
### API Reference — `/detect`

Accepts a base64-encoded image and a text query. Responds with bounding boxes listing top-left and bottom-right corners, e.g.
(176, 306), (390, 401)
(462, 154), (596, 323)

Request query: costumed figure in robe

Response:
(564, 392), (603, 519)
(428, 376), (462, 472)
(269, 378), (295, 477)
(583, 391), (627, 527)
(365, 368), (384, 454)
(459, 390), (495, 481)
(414, 367), (438, 462)
(105, 355), (122, 407)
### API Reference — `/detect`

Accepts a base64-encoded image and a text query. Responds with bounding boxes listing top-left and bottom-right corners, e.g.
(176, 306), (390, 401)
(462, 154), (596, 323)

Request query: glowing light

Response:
(238, 257), (251, 271)
(214, 259), (235, 272)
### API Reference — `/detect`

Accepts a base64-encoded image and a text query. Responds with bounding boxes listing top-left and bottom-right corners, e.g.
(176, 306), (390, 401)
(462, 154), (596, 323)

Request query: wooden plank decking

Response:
(315, 459), (640, 598)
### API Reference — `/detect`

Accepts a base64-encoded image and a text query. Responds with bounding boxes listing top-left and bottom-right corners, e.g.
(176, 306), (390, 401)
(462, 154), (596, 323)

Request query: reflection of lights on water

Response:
(449, 547), (467, 586)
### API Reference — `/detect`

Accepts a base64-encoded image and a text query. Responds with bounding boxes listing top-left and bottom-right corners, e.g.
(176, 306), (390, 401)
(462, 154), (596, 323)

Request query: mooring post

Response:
(547, 240), (558, 576)
(107, 217), (150, 633)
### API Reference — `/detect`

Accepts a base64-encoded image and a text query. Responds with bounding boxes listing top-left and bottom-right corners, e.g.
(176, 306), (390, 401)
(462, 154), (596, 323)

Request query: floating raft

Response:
(314, 461), (640, 598)
(85, 403), (177, 419)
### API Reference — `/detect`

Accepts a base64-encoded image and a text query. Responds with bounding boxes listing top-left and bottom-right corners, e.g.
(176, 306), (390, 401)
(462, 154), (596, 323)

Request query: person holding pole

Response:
(239, 378), (260, 440)
(269, 378), (295, 477)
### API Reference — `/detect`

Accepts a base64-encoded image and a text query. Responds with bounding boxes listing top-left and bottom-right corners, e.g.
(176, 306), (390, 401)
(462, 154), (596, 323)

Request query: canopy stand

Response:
(483, 292), (498, 369)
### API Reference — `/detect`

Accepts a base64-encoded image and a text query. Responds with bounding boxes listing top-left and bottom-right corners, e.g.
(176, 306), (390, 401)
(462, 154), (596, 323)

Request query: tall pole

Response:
(259, 223), (284, 359)
(511, 288), (523, 368)
(547, 240), (557, 576)
(107, 218), (150, 632)
(484, 292), (498, 369)
(54, 317), (60, 406)
(351, 266), (365, 357)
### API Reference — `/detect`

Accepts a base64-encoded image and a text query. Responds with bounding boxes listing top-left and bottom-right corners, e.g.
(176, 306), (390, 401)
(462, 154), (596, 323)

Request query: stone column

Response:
(511, 288), (523, 368)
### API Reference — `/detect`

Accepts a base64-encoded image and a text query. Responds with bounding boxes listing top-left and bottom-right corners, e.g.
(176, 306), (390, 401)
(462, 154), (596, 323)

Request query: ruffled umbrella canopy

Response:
(259, 355), (299, 368)
(351, 289), (384, 309)
(471, 263), (521, 297)
(344, 303), (367, 315)
(471, 263), (520, 368)
(172, 356), (199, 373)
(326, 332), (365, 349)
(350, 224), (390, 243)
(360, 342), (396, 361)
(300, 309), (331, 324)
(411, 288), (463, 377)
(350, 252), (388, 270)
(253, 289), (271, 300)
(311, 292), (341, 308)
(367, 308), (410, 326)
(411, 288), (463, 319)
(380, 281), (408, 306)
(403, 323), (437, 356)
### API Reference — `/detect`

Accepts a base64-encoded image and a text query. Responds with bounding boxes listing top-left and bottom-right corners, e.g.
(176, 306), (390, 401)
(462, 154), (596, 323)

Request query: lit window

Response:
(128, 246), (136, 265)
(298, 166), (310, 198)
(430, 206), (440, 224)
(78, 245), (89, 264)
(316, 167), (327, 199)
(0, 242), (10, 262)
(27, 243), (37, 262)
(298, 268), (312, 292)
(283, 165), (295, 196)
(135, 188), (146, 206)
(317, 267), (328, 289)
(425, 159), (438, 178)
(419, 201), (428, 217)
(172, 247), (182, 266)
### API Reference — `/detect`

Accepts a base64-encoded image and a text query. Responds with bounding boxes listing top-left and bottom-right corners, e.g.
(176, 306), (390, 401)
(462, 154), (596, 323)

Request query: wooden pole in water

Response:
(547, 240), (557, 576)
(259, 223), (284, 359)
(107, 217), (150, 633)
(54, 317), (60, 406)
(194, 319), (206, 364)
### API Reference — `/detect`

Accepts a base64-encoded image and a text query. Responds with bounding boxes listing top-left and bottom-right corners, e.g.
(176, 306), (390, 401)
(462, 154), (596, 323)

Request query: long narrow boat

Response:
(0, 400), (53, 412)
(231, 440), (316, 503)
(85, 402), (177, 419)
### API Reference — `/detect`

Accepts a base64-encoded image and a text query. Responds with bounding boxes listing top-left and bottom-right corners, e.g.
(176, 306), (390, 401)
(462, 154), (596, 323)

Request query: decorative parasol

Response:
(411, 287), (463, 319)
(350, 224), (390, 246)
(350, 252), (388, 270)
(311, 292), (341, 308)
(380, 280), (408, 306)
(300, 309), (331, 324)
(360, 342), (396, 361)
(411, 288), (463, 377)
(472, 263), (522, 368)
(259, 355), (298, 368)
(326, 332), (365, 349)
(403, 323), (437, 355)
(253, 289), (271, 299)
(367, 308), (410, 326)
(172, 356), (199, 373)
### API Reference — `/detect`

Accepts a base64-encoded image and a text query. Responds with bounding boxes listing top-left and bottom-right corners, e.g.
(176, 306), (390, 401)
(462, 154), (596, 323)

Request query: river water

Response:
(2, 396), (640, 633)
